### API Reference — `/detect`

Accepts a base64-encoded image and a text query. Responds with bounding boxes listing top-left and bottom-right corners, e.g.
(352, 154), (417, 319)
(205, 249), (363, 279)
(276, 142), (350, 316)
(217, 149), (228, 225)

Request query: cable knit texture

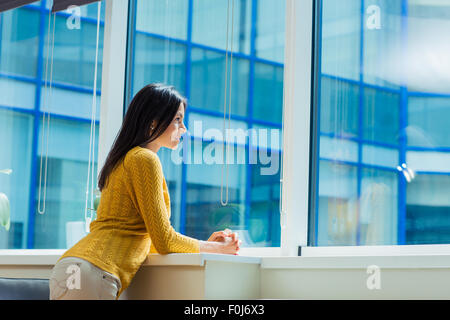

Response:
(59, 146), (200, 298)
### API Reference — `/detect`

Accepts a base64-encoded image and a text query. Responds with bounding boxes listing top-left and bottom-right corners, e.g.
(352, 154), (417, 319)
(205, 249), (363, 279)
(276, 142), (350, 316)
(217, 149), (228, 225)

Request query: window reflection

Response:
(314, 0), (450, 246)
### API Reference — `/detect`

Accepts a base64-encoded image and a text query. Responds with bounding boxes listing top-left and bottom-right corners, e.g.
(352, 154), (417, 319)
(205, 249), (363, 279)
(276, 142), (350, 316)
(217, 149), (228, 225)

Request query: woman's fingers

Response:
(210, 230), (241, 251)
(208, 231), (229, 242)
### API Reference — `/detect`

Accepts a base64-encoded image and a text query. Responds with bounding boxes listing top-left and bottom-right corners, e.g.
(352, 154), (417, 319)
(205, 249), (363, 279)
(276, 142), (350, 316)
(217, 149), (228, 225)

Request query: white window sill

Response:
(142, 253), (261, 266)
(301, 244), (450, 257)
(1, 245), (450, 269)
(2, 248), (450, 299)
(0, 249), (261, 266)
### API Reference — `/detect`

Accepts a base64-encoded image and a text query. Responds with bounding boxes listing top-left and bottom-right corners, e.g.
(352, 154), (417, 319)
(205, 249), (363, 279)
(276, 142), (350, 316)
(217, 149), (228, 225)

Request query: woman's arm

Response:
(124, 150), (200, 254)
(199, 236), (240, 255)
(125, 149), (241, 255)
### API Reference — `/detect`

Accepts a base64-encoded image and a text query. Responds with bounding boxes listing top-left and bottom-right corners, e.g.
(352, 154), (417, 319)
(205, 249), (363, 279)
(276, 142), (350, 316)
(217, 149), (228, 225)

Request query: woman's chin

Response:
(170, 141), (180, 150)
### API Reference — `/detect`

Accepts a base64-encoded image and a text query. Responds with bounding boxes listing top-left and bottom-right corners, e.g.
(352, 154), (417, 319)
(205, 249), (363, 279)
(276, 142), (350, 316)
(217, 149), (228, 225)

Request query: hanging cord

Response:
(84, 1), (102, 233)
(279, 88), (286, 230)
(220, 0), (234, 206)
(163, 0), (170, 84)
(37, 10), (56, 215)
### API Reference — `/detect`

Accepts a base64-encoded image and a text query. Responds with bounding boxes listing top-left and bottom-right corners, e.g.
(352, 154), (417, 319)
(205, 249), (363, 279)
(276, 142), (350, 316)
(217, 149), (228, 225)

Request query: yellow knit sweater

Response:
(59, 146), (200, 298)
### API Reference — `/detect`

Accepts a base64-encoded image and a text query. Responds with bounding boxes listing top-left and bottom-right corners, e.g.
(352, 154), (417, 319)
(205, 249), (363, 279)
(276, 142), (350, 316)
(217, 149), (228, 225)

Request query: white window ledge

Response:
(262, 255), (450, 269)
(2, 249), (450, 299)
(0, 250), (261, 266)
(0, 244), (450, 266)
(0, 250), (65, 265)
(1, 245), (450, 269)
(142, 253), (261, 266)
(301, 244), (450, 257)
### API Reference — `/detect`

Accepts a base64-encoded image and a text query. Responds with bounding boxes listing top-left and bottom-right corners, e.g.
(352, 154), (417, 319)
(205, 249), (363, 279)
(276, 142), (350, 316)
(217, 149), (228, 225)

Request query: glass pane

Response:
(407, 97), (450, 148)
(33, 117), (99, 249)
(190, 48), (249, 117)
(45, 1), (106, 21)
(363, 87), (399, 145)
(80, 1), (106, 21)
(405, 0), (450, 93)
(250, 144), (281, 247)
(362, 144), (398, 168)
(406, 174), (450, 244)
(125, 0), (285, 249)
(0, 78), (35, 110)
(0, 3), (103, 249)
(320, 76), (359, 137)
(185, 140), (247, 241)
(158, 147), (183, 231)
(251, 124), (282, 154)
(320, 136), (358, 163)
(0, 110), (34, 249)
(136, 0), (188, 39)
(313, 0), (450, 246)
(359, 168), (398, 245)
(255, 0), (285, 62)
(253, 63), (283, 123)
(0, 8), (40, 78)
(132, 34), (186, 99)
(321, 0), (360, 81)
(188, 112), (249, 141)
(317, 161), (358, 246)
(363, 0), (402, 89)
(47, 7), (104, 88)
(192, 0), (251, 54)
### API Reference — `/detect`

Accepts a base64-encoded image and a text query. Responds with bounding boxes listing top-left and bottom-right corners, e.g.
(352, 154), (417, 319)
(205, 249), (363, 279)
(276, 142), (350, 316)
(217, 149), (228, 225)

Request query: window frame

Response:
(303, 0), (450, 257)
(98, 0), (450, 258)
(98, 0), (307, 256)
(97, 0), (128, 173)
(99, 0), (294, 255)
(277, 0), (314, 256)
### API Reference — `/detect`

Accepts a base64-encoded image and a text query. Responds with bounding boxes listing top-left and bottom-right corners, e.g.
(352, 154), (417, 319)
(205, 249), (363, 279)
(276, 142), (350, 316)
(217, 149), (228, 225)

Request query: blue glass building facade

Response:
(313, 0), (450, 246)
(0, 0), (284, 249)
(1, 0), (449, 250)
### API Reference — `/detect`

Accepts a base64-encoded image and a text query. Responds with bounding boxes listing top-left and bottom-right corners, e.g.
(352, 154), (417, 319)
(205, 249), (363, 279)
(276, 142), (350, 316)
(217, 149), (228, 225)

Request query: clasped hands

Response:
(207, 228), (242, 255)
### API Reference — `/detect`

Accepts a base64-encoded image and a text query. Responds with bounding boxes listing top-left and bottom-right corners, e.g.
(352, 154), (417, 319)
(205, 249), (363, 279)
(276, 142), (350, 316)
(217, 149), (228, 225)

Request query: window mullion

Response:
(97, 0), (129, 178)
(281, 0), (314, 256)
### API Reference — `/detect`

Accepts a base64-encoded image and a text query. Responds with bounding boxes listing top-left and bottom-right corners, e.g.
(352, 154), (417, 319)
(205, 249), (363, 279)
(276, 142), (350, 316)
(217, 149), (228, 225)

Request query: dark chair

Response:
(0, 277), (49, 300)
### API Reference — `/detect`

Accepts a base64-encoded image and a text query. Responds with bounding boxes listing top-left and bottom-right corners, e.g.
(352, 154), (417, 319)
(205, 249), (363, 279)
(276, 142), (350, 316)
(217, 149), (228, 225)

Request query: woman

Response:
(49, 83), (241, 300)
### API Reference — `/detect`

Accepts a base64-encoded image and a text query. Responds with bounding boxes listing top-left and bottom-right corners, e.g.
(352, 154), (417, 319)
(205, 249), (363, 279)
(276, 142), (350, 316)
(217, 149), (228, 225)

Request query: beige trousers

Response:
(49, 257), (121, 300)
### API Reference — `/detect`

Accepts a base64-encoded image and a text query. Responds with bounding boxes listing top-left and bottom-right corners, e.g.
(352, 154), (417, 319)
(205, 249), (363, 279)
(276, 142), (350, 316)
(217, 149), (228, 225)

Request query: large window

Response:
(125, 0), (285, 247)
(310, 0), (450, 246)
(0, 1), (104, 249)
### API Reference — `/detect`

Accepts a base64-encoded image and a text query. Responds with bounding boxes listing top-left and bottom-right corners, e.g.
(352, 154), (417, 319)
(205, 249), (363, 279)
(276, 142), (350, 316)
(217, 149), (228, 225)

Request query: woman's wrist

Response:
(199, 240), (223, 254)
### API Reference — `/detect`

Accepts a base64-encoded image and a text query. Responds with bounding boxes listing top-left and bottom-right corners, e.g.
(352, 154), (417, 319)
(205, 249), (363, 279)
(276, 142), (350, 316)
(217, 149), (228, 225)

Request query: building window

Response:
(125, 0), (285, 247)
(0, 1), (104, 249)
(310, 0), (450, 246)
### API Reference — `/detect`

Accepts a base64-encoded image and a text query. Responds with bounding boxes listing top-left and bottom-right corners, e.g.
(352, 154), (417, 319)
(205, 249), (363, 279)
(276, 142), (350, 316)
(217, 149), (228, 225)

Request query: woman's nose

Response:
(180, 122), (187, 134)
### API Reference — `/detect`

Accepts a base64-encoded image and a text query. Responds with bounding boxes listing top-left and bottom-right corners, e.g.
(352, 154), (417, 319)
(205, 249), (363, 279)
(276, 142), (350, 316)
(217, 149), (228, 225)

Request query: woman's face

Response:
(155, 103), (187, 150)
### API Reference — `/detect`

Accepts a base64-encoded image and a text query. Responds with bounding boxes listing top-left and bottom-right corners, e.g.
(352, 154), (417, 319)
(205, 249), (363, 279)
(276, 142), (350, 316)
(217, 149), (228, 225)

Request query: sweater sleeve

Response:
(124, 150), (200, 254)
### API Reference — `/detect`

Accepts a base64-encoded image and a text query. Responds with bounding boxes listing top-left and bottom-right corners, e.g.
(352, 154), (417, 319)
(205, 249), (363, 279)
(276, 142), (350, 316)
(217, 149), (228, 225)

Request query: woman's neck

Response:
(144, 141), (160, 153)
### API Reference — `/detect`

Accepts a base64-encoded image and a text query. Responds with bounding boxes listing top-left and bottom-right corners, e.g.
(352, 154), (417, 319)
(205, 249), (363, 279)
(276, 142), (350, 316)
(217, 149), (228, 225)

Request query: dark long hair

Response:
(98, 83), (187, 191)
